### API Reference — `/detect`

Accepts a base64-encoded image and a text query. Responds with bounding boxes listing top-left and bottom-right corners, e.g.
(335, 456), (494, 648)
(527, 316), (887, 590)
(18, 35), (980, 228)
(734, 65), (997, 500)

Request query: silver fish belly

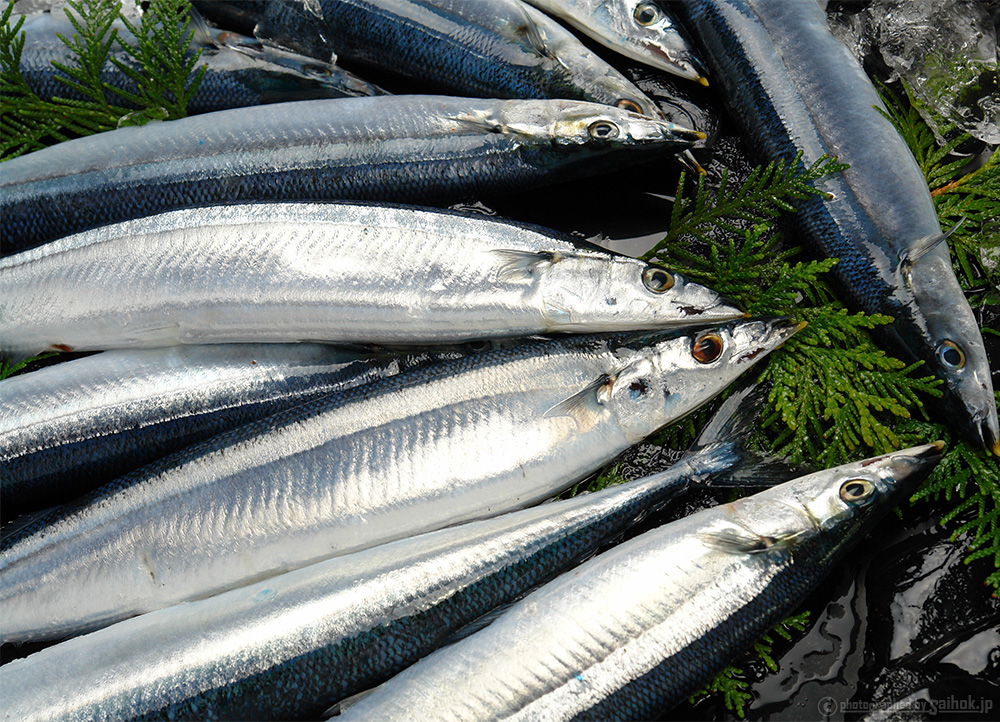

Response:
(525, 0), (709, 83)
(0, 201), (738, 358)
(0, 95), (696, 253)
(0, 318), (800, 642)
(0, 441), (743, 722)
(339, 443), (943, 721)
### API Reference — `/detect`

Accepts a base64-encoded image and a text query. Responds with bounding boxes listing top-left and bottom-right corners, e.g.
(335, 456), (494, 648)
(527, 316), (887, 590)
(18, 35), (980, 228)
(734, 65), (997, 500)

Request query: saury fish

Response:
(0, 429), (749, 721)
(338, 443), (944, 721)
(673, 0), (998, 452)
(525, 0), (709, 84)
(0, 318), (800, 642)
(223, 0), (662, 116)
(0, 96), (698, 254)
(0, 344), (455, 519)
(0, 201), (739, 359)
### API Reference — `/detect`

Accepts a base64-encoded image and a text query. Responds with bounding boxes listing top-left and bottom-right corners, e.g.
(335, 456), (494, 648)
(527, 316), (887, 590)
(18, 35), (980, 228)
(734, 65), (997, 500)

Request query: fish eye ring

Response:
(634, 2), (663, 27)
(692, 332), (724, 364)
(616, 99), (643, 114)
(304, 64), (333, 78)
(840, 478), (875, 504)
(642, 266), (674, 293)
(936, 340), (966, 370)
(588, 121), (620, 140)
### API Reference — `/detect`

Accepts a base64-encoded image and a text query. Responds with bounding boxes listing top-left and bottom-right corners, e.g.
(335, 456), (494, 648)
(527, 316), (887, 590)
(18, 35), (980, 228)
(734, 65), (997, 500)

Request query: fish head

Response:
(494, 99), (702, 150)
(898, 251), (998, 454)
(706, 443), (943, 563)
(536, 254), (744, 331)
(603, 317), (803, 441)
(599, 0), (710, 84)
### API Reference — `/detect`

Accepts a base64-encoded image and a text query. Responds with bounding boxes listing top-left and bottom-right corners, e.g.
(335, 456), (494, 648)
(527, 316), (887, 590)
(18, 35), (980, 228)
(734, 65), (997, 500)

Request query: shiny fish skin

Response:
(340, 444), (943, 721)
(0, 442), (743, 721)
(525, 0), (709, 83)
(0, 95), (694, 254)
(0, 318), (800, 643)
(0, 344), (453, 519)
(248, 0), (661, 115)
(674, 0), (998, 452)
(0, 201), (740, 359)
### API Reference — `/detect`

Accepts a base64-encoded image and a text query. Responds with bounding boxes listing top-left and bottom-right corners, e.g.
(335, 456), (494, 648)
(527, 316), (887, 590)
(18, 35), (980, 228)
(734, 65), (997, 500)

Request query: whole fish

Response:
(0, 318), (800, 643)
(0, 427), (749, 721)
(16, 9), (385, 114)
(0, 95), (698, 254)
(224, 0), (662, 116)
(338, 443), (944, 721)
(0, 201), (740, 359)
(1, 344), (457, 519)
(673, 0), (999, 452)
(525, 0), (709, 84)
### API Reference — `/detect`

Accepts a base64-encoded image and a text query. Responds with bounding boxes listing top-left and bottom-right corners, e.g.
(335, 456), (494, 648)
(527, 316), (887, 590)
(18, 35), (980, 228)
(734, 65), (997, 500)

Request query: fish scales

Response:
(0, 442), (742, 721)
(247, 0), (660, 114)
(0, 95), (692, 253)
(339, 444), (943, 720)
(0, 201), (738, 358)
(674, 0), (998, 451)
(0, 344), (457, 518)
(0, 319), (798, 642)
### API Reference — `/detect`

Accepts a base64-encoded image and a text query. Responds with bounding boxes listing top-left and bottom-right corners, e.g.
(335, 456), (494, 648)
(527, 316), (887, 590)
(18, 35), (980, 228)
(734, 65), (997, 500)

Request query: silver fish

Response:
(0, 96), (699, 254)
(525, 0), (710, 84)
(0, 201), (738, 359)
(338, 443), (944, 721)
(0, 433), (745, 721)
(0, 344), (449, 518)
(0, 318), (800, 643)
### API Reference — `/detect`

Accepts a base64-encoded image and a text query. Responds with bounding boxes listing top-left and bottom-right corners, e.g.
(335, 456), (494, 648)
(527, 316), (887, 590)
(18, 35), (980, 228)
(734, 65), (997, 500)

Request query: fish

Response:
(209, 0), (662, 117)
(0, 415), (754, 721)
(0, 201), (740, 359)
(336, 443), (944, 721)
(0, 344), (461, 520)
(524, 0), (710, 84)
(15, 7), (385, 115)
(0, 317), (801, 643)
(0, 95), (698, 254)
(672, 0), (999, 452)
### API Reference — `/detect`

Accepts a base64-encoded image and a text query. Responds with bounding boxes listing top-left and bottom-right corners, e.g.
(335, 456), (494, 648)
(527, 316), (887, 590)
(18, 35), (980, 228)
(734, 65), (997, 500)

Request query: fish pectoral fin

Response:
(698, 529), (798, 555)
(447, 111), (506, 135)
(899, 217), (966, 267)
(187, 4), (219, 48)
(514, 3), (566, 68)
(544, 374), (616, 425)
(493, 249), (559, 281)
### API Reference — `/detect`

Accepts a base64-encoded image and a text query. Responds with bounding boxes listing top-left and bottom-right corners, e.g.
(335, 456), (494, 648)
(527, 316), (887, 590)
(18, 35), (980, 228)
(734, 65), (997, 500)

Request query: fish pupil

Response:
(642, 267), (673, 293)
(588, 121), (620, 139)
(692, 333), (723, 363)
(634, 3), (662, 26)
(937, 341), (965, 369)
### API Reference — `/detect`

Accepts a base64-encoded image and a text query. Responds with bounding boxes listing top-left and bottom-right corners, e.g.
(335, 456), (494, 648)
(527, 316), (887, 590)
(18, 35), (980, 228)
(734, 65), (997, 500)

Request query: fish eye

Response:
(634, 2), (663, 26)
(304, 64), (333, 78)
(588, 121), (620, 139)
(616, 99), (642, 114)
(936, 340), (966, 370)
(692, 332), (724, 364)
(839, 478), (876, 504)
(642, 266), (674, 293)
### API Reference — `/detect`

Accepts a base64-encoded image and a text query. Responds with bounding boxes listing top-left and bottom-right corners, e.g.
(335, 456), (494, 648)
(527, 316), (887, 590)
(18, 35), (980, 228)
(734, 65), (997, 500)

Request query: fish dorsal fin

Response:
(544, 373), (616, 425)
(493, 249), (560, 282)
(514, 3), (568, 69)
(899, 218), (965, 268)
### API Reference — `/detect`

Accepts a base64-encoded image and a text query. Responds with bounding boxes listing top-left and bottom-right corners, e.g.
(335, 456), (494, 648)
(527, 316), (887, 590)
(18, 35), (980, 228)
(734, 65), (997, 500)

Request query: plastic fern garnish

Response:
(111, 0), (206, 121)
